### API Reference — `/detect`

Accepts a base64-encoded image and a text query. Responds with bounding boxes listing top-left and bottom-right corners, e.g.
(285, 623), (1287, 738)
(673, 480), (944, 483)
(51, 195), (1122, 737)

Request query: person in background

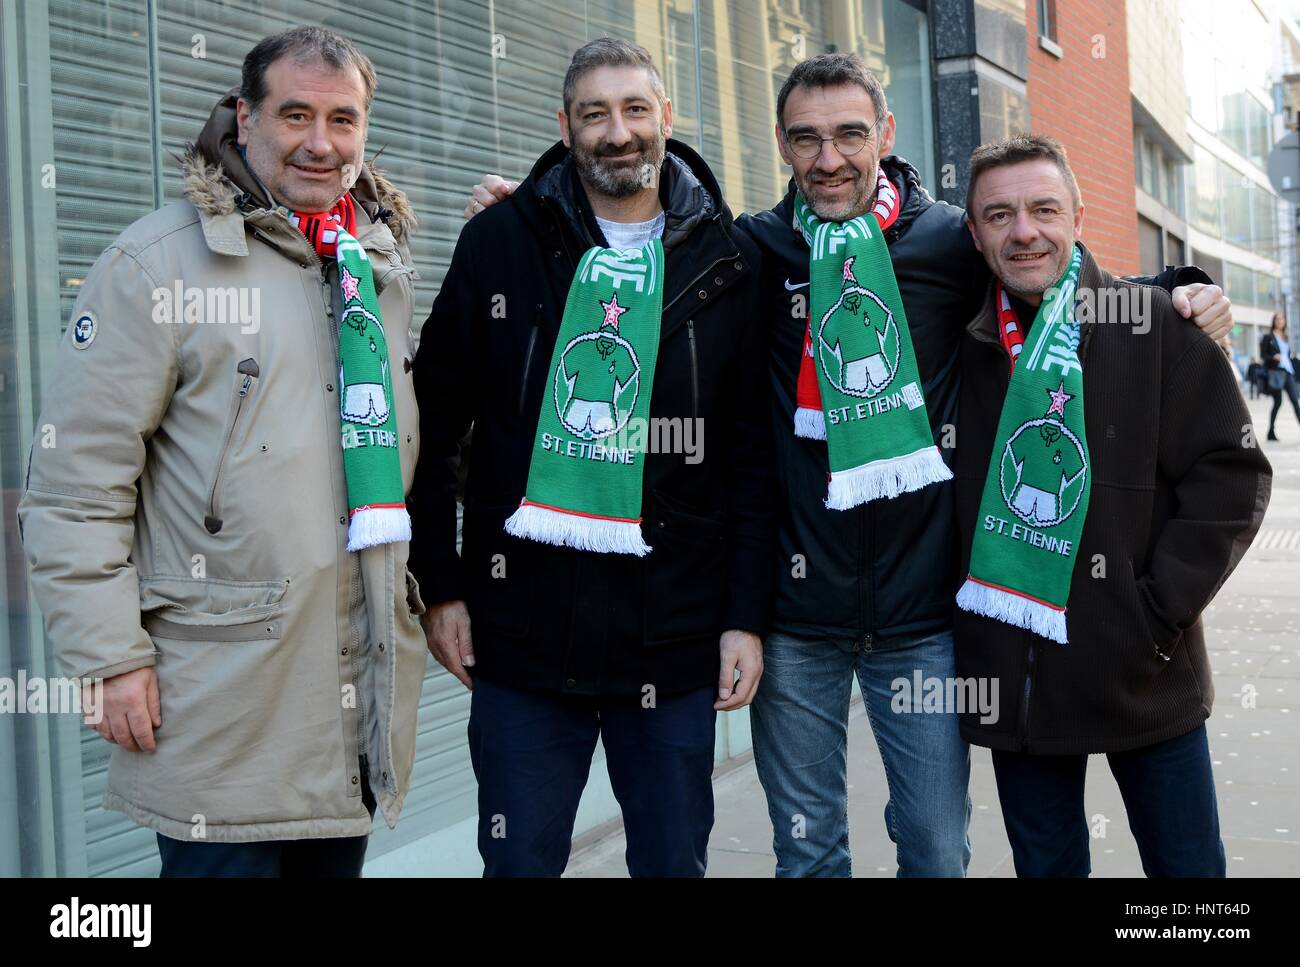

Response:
(1260, 311), (1300, 440)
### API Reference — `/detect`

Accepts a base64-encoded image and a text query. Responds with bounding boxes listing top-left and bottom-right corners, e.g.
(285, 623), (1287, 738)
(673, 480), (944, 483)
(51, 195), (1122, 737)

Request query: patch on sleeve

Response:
(71, 312), (97, 349)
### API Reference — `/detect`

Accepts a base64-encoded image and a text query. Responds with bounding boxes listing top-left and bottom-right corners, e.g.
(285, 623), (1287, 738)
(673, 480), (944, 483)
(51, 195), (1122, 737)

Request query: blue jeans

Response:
(750, 629), (972, 877)
(991, 724), (1226, 877)
(468, 676), (717, 877)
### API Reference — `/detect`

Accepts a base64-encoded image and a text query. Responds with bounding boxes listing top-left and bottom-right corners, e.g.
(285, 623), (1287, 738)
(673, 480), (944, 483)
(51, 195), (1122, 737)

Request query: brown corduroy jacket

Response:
(953, 244), (1272, 755)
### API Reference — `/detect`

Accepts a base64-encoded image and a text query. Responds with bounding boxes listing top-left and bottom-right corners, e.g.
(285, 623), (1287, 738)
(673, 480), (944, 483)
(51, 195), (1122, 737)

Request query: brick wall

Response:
(1027, 0), (1140, 274)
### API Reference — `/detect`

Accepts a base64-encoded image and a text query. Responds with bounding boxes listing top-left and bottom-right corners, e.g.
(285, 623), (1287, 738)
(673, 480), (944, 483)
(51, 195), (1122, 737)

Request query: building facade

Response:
(1027, 0), (1140, 274)
(1181, 0), (1291, 360)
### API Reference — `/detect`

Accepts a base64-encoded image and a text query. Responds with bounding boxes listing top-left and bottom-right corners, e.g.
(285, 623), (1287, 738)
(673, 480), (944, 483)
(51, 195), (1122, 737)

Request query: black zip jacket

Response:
(737, 155), (1209, 650)
(953, 246), (1271, 754)
(408, 139), (772, 696)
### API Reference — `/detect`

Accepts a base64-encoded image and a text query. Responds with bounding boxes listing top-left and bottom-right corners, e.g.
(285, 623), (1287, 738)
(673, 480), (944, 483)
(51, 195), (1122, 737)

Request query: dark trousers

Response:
(1268, 370), (1300, 433)
(468, 676), (717, 877)
(156, 760), (377, 877)
(991, 725), (1225, 877)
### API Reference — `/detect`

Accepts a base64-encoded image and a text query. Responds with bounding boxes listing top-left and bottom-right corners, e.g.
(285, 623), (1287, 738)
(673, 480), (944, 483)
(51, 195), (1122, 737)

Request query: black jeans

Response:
(1268, 370), (1300, 432)
(156, 759), (377, 877)
(991, 725), (1225, 877)
(468, 676), (717, 877)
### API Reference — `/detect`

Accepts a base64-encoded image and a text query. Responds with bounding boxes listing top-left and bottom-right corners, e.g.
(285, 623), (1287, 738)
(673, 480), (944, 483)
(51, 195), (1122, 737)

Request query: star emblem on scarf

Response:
(341, 266), (361, 303)
(842, 256), (858, 285)
(1046, 381), (1073, 417)
(599, 293), (628, 331)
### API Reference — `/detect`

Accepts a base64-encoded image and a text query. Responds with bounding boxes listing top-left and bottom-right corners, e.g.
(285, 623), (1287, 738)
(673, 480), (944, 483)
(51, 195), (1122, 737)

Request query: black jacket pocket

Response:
(643, 490), (726, 645)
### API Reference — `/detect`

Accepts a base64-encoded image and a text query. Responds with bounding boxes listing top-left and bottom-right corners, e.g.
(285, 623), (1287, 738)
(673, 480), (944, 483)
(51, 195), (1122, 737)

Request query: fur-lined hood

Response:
(181, 89), (416, 245)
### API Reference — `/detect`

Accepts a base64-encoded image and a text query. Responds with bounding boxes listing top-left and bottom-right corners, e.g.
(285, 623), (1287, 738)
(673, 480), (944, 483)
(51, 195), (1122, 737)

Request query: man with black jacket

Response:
(955, 135), (1271, 876)
(407, 38), (770, 877)
(465, 53), (1232, 878)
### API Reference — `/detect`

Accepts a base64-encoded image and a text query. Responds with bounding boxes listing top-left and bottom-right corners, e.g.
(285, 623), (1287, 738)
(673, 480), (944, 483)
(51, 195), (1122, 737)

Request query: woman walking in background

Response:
(1261, 312), (1300, 441)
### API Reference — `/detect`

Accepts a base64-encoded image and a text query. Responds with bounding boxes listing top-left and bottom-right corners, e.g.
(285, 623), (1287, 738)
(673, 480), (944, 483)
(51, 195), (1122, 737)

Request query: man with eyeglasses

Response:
(465, 51), (1232, 878)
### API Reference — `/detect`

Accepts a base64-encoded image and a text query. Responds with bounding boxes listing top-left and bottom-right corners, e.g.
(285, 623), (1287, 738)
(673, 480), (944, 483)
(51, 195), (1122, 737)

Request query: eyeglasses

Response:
(784, 126), (875, 160)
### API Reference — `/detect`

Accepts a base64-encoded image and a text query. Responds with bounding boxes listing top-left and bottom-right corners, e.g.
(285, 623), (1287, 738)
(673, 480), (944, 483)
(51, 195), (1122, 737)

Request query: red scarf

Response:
(994, 282), (1026, 374)
(290, 192), (357, 260)
(794, 168), (901, 437)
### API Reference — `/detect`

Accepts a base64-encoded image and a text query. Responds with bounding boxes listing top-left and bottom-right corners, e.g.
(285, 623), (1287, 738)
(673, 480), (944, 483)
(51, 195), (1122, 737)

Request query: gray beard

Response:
(572, 137), (666, 199)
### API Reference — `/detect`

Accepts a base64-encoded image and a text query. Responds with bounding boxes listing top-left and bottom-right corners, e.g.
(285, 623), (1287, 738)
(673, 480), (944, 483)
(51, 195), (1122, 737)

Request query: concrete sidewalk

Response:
(567, 393), (1300, 877)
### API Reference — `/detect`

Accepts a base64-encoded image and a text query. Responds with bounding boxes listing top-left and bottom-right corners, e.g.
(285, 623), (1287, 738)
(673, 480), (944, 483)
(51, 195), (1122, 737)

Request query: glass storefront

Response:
(1, 0), (935, 876)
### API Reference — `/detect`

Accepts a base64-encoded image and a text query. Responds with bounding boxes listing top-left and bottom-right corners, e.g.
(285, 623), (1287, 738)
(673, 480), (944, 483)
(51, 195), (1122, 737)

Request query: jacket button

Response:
(733, 260), (743, 271)
(714, 276), (724, 286)
(565, 678), (577, 689)
(351, 775), (359, 785)
(697, 289), (707, 300)
(378, 641), (385, 652)
(326, 383), (334, 392)
(341, 647), (349, 656)
(553, 250), (562, 259)
(339, 515), (347, 525)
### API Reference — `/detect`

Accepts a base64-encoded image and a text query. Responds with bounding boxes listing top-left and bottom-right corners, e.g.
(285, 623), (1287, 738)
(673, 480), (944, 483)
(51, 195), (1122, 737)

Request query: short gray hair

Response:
(776, 52), (888, 131)
(241, 25), (377, 115)
(562, 37), (666, 116)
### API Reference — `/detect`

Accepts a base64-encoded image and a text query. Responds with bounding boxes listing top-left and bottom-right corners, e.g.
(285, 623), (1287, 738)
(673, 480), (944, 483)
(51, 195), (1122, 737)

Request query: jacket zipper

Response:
(687, 319), (699, 419)
(518, 322), (540, 416)
(204, 358), (260, 534)
(1019, 641), (1037, 749)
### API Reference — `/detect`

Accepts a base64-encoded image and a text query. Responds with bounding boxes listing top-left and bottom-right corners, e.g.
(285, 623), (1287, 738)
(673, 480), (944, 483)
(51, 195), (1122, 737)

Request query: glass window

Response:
(1224, 260), (1256, 307)
(1165, 156), (1183, 215)
(1256, 269), (1280, 311)
(1191, 145), (1220, 236)
(1037, 0), (1057, 42)
(1251, 183), (1279, 262)
(1219, 166), (1252, 248)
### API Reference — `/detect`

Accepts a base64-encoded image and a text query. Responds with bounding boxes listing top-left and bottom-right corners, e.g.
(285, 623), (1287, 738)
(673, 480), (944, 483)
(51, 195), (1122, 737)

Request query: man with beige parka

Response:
(18, 25), (426, 876)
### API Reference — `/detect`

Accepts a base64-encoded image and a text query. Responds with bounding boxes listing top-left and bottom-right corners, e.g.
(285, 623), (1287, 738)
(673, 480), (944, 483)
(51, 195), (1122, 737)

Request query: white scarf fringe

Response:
(956, 578), (1068, 644)
(505, 503), (652, 556)
(347, 506), (412, 552)
(793, 406), (827, 440)
(824, 445), (952, 509)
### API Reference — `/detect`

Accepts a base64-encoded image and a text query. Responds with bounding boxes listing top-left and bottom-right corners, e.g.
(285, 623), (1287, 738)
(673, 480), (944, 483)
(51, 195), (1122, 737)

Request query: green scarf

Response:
(336, 227), (411, 550)
(792, 193), (951, 508)
(505, 241), (665, 555)
(956, 244), (1090, 644)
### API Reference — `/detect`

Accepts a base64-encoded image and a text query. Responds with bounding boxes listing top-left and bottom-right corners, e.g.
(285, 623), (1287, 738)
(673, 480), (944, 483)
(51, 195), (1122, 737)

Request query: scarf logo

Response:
(553, 292), (642, 441)
(998, 399), (1088, 529)
(338, 264), (392, 429)
(816, 254), (901, 398)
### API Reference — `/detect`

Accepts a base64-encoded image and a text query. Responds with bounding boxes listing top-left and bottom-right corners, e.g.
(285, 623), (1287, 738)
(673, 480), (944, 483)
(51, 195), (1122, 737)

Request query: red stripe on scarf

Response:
(994, 282), (1026, 375)
(291, 192), (357, 260)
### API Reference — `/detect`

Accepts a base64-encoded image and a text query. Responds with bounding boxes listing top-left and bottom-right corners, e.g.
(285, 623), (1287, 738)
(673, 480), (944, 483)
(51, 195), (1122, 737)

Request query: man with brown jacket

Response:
(954, 135), (1272, 877)
(18, 26), (426, 876)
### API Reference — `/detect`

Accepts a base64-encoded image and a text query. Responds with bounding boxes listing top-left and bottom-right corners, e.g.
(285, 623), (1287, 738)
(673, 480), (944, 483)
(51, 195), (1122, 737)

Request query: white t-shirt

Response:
(595, 211), (665, 252)
(1278, 335), (1295, 375)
